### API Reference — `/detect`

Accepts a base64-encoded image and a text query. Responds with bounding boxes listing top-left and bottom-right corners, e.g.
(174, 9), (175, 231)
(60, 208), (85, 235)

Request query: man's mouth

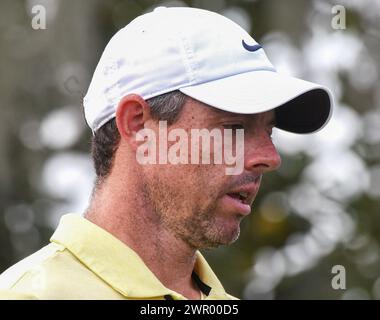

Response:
(226, 180), (260, 205)
(226, 192), (250, 204)
(223, 193), (252, 215)
(222, 177), (261, 215)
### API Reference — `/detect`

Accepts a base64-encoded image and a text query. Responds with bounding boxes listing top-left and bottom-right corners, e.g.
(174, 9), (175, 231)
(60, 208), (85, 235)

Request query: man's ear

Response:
(115, 94), (151, 150)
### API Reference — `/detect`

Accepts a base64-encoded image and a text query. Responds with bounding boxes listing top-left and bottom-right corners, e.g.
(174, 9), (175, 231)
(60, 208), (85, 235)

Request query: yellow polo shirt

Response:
(0, 214), (237, 300)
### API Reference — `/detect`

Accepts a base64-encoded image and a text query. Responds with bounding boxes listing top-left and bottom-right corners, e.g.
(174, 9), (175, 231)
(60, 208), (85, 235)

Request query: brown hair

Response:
(91, 90), (187, 185)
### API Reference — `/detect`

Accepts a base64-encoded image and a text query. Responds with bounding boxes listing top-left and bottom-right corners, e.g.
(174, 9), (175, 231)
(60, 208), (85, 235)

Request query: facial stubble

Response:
(140, 171), (241, 250)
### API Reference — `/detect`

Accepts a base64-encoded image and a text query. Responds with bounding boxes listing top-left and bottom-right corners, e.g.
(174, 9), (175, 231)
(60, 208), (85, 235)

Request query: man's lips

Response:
(227, 174), (261, 203)
(222, 194), (252, 215)
(222, 176), (261, 215)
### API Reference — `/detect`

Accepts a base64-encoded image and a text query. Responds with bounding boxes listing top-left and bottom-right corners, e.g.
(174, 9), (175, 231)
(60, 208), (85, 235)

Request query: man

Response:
(0, 7), (332, 300)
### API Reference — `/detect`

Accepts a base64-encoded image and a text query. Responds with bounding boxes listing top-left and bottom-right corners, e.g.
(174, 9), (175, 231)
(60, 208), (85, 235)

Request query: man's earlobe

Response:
(115, 94), (151, 149)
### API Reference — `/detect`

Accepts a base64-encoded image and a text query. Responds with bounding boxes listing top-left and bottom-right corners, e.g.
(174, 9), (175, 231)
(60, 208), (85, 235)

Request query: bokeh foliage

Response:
(0, 0), (379, 299)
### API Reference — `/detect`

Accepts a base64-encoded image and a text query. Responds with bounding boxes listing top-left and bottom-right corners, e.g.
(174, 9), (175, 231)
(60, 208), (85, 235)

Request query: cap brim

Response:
(179, 70), (333, 134)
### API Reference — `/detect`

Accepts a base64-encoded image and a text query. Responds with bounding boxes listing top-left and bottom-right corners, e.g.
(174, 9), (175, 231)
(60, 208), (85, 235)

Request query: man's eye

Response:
(223, 124), (245, 131)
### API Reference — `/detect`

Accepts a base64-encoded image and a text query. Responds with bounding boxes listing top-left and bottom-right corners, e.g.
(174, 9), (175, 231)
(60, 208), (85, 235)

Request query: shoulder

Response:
(0, 243), (63, 286)
(0, 289), (38, 300)
(0, 243), (64, 299)
(0, 242), (122, 299)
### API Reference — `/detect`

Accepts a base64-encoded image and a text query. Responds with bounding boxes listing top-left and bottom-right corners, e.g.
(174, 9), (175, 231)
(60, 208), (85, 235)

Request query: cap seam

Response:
(180, 67), (277, 89)
(178, 32), (198, 84)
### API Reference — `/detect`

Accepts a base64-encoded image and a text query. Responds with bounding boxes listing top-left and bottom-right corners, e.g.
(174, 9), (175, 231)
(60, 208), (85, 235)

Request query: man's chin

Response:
(199, 226), (241, 249)
(220, 228), (241, 245)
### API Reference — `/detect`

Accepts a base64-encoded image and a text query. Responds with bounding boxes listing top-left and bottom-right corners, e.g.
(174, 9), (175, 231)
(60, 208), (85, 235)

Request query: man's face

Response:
(138, 98), (281, 249)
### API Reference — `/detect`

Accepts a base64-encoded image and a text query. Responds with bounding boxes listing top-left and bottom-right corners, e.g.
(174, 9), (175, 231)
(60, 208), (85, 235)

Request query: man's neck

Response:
(85, 179), (202, 299)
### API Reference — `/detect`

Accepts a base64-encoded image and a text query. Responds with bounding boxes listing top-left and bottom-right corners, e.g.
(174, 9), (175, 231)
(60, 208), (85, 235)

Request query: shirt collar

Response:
(50, 213), (229, 300)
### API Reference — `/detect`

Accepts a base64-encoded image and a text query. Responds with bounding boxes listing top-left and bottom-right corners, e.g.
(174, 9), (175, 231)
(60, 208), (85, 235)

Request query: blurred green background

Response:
(1, 0), (379, 299)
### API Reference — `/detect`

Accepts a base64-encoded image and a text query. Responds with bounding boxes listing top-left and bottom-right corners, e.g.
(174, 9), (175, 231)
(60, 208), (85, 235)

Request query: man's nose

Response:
(244, 133), (282, 174)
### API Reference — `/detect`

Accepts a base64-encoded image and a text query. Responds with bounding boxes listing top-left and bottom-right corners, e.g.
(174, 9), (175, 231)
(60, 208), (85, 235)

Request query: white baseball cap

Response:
(84, 6), (333, 134)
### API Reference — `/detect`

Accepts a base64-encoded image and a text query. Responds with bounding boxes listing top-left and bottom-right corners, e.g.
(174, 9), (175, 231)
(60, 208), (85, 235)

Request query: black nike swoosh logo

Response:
(242, 39), (262, 52)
